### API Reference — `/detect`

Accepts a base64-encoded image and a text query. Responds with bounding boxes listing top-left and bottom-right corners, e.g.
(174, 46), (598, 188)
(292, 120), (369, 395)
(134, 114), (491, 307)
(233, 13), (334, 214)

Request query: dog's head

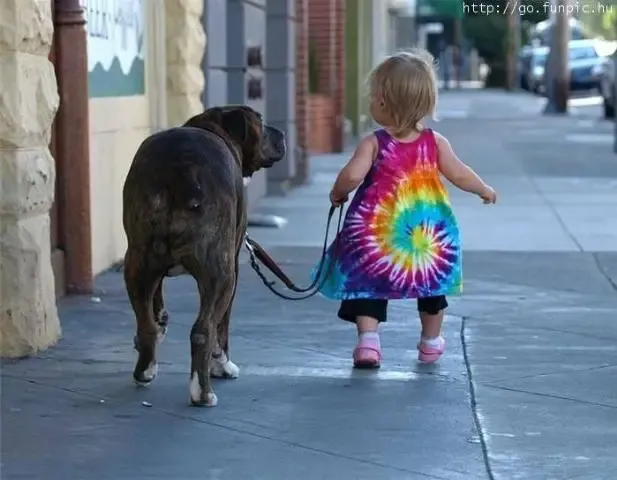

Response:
(183, 106), (286, 179)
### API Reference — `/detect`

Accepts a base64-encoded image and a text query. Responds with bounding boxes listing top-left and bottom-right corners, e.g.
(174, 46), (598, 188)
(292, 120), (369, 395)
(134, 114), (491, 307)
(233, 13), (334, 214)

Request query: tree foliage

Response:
(462, 0), (548, 62)
(461, 0), (549, 85)
(577, 0), (617, 39)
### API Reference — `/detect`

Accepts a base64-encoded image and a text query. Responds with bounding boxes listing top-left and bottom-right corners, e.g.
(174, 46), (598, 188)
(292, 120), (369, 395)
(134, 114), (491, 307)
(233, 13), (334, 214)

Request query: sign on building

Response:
(80, 0), (145, 97)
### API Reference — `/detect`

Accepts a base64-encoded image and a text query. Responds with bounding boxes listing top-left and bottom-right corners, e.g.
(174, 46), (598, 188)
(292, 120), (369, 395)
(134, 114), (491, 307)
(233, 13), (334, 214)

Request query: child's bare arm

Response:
(435, 132), (496, 203)
(330, 135), (377, 203)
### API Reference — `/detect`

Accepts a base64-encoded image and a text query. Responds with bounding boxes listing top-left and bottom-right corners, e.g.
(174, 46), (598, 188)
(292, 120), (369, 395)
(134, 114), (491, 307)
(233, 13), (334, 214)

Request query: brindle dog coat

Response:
(122, 106), (285, 406)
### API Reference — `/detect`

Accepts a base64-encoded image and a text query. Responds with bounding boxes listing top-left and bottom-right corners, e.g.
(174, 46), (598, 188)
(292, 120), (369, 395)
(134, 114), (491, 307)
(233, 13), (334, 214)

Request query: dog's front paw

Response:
(209, 352), (240, 379)
(189, 373), (218, 407)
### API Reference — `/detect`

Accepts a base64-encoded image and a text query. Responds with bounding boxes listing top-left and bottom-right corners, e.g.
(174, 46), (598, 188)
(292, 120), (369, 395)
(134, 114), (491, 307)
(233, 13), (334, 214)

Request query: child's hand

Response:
(479, 186), (497, 204)
(329, 190), (348, 207)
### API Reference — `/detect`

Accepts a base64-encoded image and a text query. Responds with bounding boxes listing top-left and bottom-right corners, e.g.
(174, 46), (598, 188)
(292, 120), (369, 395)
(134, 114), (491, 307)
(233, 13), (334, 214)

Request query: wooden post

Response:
(553, 0), (569, 113)
(53, 0), (93, 294)
(506, 7), (520, 90)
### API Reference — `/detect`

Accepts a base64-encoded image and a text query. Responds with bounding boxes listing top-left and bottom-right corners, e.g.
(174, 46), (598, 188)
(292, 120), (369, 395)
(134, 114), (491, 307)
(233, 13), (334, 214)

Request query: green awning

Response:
(417, 0), (463, 19)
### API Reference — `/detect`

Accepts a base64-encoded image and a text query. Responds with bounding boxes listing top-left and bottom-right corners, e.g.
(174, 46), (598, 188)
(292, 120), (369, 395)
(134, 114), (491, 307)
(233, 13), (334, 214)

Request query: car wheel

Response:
(603, 96), (615, 119)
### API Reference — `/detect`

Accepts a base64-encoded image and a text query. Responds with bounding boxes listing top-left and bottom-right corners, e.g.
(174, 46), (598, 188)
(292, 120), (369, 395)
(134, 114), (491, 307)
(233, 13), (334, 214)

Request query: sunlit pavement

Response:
(2, 90), (617, 480)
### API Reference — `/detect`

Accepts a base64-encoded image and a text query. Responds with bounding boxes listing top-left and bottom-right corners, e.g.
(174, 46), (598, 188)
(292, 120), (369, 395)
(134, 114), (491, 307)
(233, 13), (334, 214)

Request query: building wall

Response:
(265, 0), (298, 195)
(202, 0), (267, 207)
(89, 97), (151, 275)
(82, 0), (165, 275)
(0, 0), (61, 356)
(294, 0), (310, 184)
(345, 1), (360, 137)
(202, 0), (299, 202)
(165, 0), (206, 127)
(202, 0), (227, 107)
(358, 0), (374, 135)
(308, 0), (346, 152)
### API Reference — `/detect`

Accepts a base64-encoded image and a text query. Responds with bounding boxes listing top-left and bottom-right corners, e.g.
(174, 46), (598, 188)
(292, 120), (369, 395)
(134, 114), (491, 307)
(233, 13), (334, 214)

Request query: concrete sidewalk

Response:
(2, 90), (617, 480)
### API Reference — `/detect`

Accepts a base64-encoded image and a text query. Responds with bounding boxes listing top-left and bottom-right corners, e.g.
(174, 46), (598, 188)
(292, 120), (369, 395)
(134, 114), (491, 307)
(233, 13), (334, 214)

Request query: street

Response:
(2, 90), (617, 480)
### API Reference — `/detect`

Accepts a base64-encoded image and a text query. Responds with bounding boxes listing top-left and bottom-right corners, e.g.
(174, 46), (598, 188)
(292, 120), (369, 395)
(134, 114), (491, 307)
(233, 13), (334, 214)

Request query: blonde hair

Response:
(368, 49), (438, 137)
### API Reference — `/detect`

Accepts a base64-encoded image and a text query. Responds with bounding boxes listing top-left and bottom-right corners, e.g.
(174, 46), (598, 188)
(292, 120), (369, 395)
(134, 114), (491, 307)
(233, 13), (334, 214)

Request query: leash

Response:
(244, 205), (344, 300)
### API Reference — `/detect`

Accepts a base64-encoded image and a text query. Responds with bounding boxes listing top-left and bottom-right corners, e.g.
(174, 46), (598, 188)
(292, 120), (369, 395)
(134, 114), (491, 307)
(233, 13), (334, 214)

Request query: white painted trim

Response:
(145, 0), (168, 132)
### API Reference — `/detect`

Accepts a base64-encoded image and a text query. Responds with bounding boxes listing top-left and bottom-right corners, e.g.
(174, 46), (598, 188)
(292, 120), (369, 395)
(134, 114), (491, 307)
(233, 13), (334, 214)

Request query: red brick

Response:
(307, 0), (346, 153)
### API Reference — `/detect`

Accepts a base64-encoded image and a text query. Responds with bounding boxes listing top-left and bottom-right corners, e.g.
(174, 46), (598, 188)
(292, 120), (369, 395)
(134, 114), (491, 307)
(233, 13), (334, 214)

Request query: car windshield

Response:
(569, 46), (598, 61)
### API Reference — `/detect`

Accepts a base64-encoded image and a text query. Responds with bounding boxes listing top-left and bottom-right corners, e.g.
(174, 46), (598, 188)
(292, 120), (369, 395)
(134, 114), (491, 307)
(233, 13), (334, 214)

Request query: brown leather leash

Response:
(244, 205), (344, 300)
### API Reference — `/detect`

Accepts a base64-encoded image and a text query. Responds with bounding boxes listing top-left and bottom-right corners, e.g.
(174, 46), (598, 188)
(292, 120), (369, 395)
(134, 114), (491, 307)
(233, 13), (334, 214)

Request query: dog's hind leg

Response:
(210, 253), (240, 379)
(153, 279), (169, 342)
(124, 248), (165, 386)
(186, 254), (236, 407)
(133, 278), (168, 352)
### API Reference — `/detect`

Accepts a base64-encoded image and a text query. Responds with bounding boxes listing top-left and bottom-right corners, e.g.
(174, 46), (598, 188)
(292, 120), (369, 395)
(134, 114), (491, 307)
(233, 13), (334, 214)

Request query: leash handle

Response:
(244, 204), (344, 300)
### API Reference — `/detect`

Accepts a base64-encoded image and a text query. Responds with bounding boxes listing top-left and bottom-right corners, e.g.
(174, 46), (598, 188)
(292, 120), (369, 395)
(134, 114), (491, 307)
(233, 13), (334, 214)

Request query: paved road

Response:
(2, 90), (617, 480)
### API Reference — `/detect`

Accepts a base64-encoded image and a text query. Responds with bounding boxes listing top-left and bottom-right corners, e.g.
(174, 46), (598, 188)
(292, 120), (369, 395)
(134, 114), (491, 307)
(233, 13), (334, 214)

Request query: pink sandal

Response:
(417, 337), (446, 364)
(353, 338), (382, 369)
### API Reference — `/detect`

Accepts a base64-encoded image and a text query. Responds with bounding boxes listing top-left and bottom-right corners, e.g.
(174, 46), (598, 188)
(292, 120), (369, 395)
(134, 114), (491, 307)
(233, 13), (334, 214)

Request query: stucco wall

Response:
(83, 0), (165, 275)
(89, 97), (151, 275)
(86, 0), (198, 275)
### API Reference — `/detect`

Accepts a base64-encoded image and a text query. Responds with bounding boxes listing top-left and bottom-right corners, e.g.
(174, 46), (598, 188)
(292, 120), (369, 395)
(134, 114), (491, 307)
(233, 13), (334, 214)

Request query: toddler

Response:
(314, 49), (497, 368)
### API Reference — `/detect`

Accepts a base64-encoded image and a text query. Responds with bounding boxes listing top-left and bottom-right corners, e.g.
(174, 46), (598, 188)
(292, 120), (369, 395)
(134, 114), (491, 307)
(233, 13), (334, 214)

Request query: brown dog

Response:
(122, 106), (286, 406)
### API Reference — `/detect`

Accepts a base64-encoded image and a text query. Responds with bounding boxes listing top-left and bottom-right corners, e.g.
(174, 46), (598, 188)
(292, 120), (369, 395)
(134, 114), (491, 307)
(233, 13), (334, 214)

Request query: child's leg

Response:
(338, 299), (387, 368)
(416, 296), (448, 363)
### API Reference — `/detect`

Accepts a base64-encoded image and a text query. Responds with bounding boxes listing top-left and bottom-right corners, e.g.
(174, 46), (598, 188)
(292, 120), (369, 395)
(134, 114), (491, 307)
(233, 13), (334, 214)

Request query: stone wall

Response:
(0, 0), (61, 357)
(165, 0), (207, 127)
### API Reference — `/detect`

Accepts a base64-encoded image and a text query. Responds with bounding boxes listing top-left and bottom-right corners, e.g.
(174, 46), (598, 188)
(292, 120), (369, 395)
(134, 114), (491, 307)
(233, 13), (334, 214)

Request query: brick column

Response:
(165, 0), (207, 127)
(0, 0), (61, 356)
(333, 0), (345, 151)
(308, 0), (345, 153)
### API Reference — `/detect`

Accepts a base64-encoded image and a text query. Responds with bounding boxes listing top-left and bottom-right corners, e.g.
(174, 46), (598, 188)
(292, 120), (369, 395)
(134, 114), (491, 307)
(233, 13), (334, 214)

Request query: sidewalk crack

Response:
(460, 315), (495, 480)
(482, 384), (617, 410)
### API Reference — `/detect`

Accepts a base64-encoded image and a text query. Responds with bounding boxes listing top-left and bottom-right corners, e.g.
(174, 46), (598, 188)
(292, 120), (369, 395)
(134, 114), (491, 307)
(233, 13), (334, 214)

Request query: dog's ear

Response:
(185, 107), (274, 177)
(219, 108), (263, 177)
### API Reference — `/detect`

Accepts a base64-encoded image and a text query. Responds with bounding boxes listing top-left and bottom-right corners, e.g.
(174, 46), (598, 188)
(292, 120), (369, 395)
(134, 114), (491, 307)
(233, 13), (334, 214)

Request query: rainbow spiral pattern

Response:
(314, 129), (462, 300)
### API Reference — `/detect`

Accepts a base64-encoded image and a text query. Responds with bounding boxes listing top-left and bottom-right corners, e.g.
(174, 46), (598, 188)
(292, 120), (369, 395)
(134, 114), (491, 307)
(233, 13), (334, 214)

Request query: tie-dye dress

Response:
(314, 128), (462, 300)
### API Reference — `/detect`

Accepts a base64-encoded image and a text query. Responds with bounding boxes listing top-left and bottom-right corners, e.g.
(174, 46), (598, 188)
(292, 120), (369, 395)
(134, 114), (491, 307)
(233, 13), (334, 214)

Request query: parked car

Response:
(535, 39), (614, 95)
(567, 39), (608, 92)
